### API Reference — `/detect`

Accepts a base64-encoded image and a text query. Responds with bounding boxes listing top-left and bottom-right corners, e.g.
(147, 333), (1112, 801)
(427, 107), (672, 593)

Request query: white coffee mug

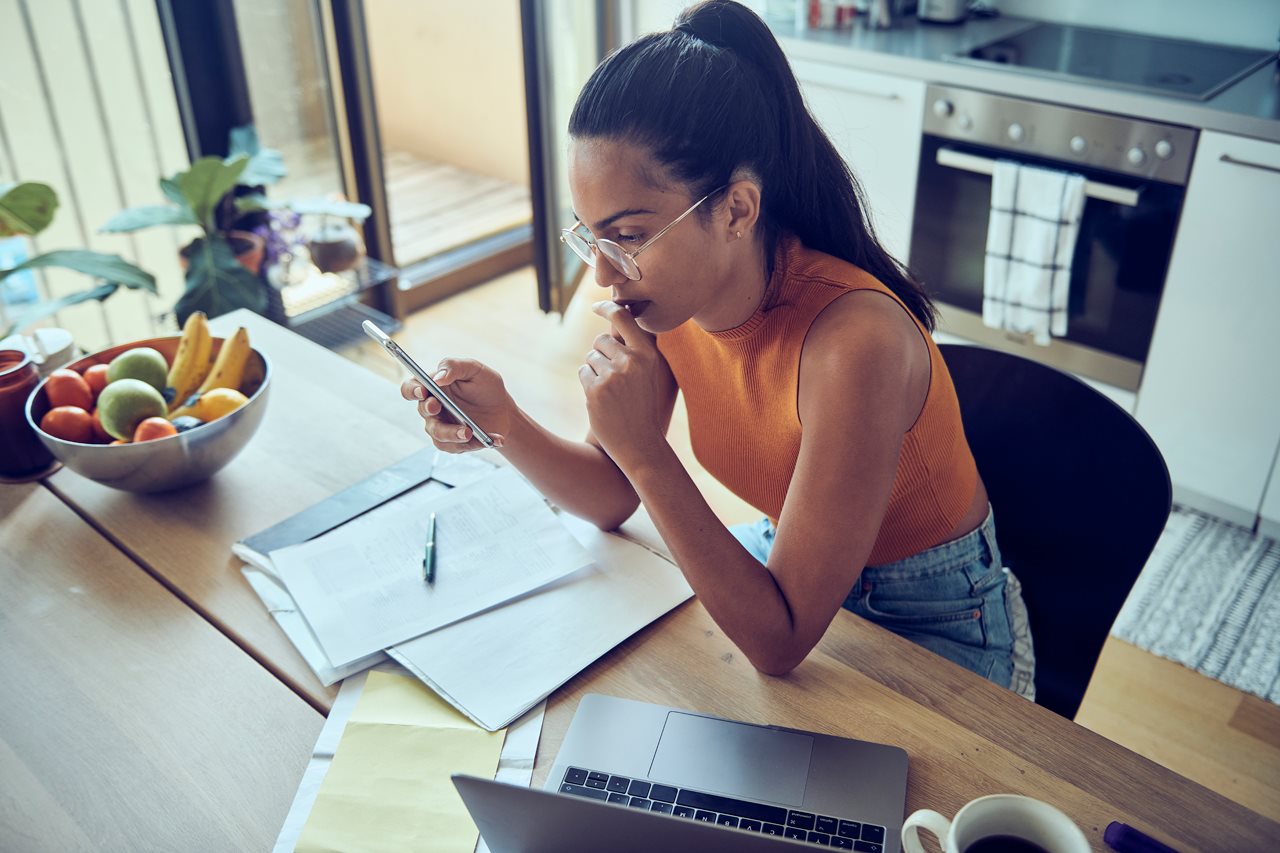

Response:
(901, 794), (1089, 853)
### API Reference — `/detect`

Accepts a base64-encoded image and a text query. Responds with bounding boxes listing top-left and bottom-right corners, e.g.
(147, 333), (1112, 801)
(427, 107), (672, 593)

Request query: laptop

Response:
(454, 693), (908, 853)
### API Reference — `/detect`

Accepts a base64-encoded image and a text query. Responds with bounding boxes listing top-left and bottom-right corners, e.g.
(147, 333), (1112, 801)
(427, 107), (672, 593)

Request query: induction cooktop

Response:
(947, 23), (1277, 101)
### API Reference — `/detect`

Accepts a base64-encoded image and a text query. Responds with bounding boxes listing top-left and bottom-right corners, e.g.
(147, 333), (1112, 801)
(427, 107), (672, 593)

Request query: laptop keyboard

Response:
(559, 766), (887, 851)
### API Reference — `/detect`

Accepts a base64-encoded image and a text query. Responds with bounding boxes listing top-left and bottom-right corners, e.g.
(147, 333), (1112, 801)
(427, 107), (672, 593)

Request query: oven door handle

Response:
(935, 148), (1141, 207)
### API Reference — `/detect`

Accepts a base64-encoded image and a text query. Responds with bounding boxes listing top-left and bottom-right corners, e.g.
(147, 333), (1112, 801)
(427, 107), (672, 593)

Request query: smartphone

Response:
(362, 320), (495, 448)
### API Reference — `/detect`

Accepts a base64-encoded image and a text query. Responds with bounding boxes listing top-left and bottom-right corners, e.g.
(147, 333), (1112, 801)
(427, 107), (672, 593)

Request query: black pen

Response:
(423, 512), (437, 585)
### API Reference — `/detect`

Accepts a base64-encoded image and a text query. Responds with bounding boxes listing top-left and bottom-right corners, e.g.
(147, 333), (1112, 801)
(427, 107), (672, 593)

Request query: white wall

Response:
(365, 0), (529, 186)
(991, 0), (1280, 50)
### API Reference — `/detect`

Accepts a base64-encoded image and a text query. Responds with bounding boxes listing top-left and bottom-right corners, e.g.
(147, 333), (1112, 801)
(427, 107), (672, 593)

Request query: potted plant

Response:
(0, 182), (157, 341)
(101, 126), (371, 326)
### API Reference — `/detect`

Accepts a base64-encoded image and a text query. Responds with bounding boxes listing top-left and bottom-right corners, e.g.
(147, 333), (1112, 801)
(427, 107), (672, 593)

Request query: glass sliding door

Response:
(521, 0), (611, 315)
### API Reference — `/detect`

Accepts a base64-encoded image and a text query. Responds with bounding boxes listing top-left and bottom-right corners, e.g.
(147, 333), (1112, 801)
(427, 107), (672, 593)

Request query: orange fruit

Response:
(90, 408), (113, 443)
(40, 406), (95, 443)
(45, 369), (93, 410)
(132, 416), (178, 442)
(83, 364), (110, 401)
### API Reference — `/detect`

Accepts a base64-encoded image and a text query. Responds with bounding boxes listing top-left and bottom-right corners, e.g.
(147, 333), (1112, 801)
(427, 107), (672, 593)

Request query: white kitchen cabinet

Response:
(788, 58), (926, 264)
(1260, 445), (1280, 539)
(1135, 131), (1280, 527)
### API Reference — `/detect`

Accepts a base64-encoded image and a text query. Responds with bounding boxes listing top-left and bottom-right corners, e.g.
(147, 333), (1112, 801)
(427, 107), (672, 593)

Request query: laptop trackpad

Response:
(648, 712), (813, 805)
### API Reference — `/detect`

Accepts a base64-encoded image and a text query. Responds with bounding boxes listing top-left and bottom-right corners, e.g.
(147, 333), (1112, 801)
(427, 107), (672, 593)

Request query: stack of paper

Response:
(241, 455), (693, 730)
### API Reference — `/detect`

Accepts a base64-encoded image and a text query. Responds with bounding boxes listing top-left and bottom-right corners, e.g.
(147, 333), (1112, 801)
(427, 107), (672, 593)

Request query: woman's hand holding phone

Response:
(399, 358), (511, 452)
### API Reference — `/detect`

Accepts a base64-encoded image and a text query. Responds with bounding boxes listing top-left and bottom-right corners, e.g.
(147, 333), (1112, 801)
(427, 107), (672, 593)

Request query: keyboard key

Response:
(838, 820), (861, 839)
(628, 798), (652, 809)
(564, 767), (587, 785)
(606, 776), (631, 794)
(808, 831), (831, 845)
(831, 837), (854, 850)
(762, 823), (785, 836)
(785, 827), (807, 840)
(673, 806), (695, 819)
(627, 780), (652, 798)
(675, 790), (788, 825)
(787, 811), (817, 831)
(651, 802), (673, 814)
(853, 842), (882, 852)
(717, 815), (740, 828)
(560, 782), (608, 801)
(740, 819), (763, 832)
(694, 810), (716, 823)
(607, 792), (628, 804)
(816, 816), (838, 834)
(649, 784), (678, 803)
(861, 825), (886, 844)
(585, 772), (608, 790)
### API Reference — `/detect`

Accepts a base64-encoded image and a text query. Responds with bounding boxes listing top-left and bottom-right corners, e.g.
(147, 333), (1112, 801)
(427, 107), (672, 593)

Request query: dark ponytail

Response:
(568, 0), (936, 330)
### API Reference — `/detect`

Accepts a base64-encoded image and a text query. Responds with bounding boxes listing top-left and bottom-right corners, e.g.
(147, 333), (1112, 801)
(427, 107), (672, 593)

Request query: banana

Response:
(169, 326), (252, 419)
(165, 310), (213, 412)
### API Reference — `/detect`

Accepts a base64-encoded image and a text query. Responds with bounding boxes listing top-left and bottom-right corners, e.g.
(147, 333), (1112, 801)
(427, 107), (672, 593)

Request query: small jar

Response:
(0, 348), (54, 477)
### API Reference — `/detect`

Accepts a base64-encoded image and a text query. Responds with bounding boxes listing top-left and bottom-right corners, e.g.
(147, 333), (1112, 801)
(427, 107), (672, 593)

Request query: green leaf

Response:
(174, 235), (266, 327)
(229, 125), (287, 185)
(0, 282), (118, 339)
(0, 249), (157, 292)
(99, 203), (198, 233)
(0, 250), (157, 337)
(234, 193), (270, 215)
(160, 177), (188, 207)
(0, 182), (59, 237)
(178, 156), (248, 230)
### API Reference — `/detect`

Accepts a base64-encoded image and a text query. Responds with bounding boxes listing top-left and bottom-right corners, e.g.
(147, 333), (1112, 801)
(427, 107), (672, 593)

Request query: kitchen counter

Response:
(773, 15), (1280, 143)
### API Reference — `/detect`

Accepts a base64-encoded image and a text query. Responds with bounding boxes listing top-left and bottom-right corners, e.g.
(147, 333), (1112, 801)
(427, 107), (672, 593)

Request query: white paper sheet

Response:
(271, 467), (594, 667)
(388, 511), (693, 731)
(273, 664), (546, 853)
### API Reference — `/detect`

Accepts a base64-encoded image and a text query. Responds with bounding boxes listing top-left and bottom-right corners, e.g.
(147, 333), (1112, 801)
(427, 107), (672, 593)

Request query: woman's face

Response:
(567, 138), (729, 334)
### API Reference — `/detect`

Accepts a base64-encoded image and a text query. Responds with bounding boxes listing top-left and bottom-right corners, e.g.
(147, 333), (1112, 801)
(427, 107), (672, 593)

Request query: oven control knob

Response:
(959, 114), (974, 131)
(1155, 139), (1175, 160)
(1007, 122), (1025, 143)
(1127, 146), (1147, 166)
(932, 99), (954, 118)
(1069, 135), (1087, 154)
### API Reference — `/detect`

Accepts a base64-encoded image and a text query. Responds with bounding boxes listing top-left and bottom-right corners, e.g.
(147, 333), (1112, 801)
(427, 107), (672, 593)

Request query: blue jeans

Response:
(731, 506), (1024, 690)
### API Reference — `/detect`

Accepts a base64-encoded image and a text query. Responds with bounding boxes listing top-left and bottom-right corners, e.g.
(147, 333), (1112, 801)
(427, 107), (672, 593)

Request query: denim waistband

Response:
(862, 504), (999, 581)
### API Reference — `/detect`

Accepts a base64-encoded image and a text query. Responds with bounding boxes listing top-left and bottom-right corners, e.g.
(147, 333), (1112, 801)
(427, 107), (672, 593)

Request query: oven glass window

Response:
(909, 137), (1185, 363)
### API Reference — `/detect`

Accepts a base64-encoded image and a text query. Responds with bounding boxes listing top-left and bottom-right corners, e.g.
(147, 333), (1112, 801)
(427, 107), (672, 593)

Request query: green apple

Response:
(97, 378), (167, 440)
(106, 346), (169, 393)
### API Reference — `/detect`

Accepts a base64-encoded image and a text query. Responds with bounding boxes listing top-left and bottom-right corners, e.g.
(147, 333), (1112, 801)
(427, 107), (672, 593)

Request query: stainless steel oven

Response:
(909, 84), (1199, 390)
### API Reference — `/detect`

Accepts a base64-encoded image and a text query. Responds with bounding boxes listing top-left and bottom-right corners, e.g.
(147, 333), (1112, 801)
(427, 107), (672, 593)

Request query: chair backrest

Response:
(937, 344), (1172, 719)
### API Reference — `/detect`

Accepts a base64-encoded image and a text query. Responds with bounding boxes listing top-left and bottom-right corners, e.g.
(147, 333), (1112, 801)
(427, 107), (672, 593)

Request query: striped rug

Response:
(1112, 505), (1280, 704)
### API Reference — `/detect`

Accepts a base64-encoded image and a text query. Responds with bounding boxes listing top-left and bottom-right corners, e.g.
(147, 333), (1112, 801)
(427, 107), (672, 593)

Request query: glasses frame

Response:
(559, 185), (726, 281)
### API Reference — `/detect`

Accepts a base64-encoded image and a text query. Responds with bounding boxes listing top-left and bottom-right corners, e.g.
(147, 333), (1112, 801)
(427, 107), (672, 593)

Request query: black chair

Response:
(938, 344), (1172, 719)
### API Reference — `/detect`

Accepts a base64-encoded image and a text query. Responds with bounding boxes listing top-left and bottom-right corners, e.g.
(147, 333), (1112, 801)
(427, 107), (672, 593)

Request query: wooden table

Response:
(35, 310), (1280, 852)
(0, 482), (323, 851)
(44, 313), (428, 713)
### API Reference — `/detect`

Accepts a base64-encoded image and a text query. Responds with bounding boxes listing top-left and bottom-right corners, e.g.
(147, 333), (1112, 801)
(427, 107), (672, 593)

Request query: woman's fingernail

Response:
(434, 369), (447, 381)
(456, 427), (469, 440)
(414, 386), (424, 399)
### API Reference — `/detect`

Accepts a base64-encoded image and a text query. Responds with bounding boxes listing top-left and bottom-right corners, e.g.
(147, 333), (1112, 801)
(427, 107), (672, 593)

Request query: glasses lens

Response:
(561, 230), (596, 267)
(597, 240), (641, 281)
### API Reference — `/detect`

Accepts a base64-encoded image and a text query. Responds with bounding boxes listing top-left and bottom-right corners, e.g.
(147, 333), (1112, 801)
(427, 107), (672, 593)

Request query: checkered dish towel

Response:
(983, 160), (1086, 346)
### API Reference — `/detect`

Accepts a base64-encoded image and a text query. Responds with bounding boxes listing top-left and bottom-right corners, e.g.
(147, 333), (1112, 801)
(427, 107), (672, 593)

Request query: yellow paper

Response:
(297, 671), (506, 853)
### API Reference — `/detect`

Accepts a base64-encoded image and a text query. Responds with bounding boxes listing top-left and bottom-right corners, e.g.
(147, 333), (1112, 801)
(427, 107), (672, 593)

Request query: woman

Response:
(401, 0), (1034, 696)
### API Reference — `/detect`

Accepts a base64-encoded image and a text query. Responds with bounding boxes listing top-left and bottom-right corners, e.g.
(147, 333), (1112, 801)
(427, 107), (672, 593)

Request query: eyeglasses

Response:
(560, 186), (725, 281)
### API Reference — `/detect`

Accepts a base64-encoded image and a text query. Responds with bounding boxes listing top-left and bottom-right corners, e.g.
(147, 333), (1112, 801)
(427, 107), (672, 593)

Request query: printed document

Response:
(272, 467), (593, 667)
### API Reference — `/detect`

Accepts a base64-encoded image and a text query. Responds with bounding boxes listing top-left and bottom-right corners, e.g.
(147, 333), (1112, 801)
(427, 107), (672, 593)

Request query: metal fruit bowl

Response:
(25, 335), (270, 493)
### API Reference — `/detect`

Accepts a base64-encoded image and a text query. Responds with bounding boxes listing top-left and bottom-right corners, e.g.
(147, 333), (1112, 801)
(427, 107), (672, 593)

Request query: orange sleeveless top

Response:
(656, 234), (978, 565)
